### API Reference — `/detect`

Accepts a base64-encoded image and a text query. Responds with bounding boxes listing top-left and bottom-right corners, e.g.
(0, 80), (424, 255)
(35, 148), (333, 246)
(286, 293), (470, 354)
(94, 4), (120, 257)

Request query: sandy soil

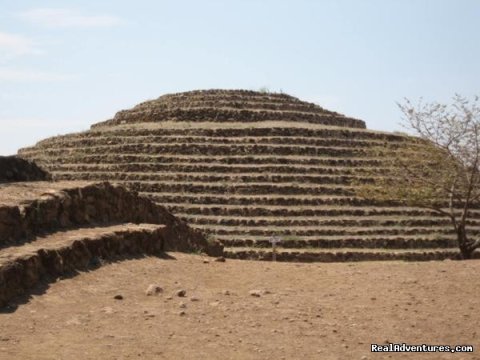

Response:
(1, 254), (479, 360)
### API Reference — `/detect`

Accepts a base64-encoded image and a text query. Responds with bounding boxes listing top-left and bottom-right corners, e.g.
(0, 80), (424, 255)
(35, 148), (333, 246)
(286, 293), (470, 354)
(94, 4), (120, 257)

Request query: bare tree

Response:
(357, 95), (480, 259)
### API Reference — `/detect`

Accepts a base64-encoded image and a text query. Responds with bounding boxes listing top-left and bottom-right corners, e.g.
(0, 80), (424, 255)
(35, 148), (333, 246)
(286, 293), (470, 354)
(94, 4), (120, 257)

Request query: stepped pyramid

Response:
(19, 89), (480, 261)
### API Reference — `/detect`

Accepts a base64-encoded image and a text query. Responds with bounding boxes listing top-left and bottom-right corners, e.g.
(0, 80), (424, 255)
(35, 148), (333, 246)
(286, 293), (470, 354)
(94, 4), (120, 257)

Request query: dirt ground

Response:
(0, 254), (479, 360)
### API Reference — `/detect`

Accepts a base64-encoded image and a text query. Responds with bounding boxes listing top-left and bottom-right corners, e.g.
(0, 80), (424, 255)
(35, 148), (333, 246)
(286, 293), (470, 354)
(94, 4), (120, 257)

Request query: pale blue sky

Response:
(0, 0), (478, 155)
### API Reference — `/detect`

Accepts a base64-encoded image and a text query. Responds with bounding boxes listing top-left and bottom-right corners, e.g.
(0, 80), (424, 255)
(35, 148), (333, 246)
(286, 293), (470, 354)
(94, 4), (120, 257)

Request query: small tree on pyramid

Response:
(356, 95), (480, 259)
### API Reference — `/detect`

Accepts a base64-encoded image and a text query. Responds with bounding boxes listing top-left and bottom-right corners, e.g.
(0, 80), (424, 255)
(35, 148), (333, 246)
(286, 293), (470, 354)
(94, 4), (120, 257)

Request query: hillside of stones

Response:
(19, 89), (480, 262)
(0, 160), (214, 308)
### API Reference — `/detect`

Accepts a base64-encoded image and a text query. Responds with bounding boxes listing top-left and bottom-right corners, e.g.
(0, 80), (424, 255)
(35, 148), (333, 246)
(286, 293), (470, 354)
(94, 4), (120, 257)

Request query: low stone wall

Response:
(0, 156), (50, 183)
(0, 225), (166, 308)
(223, 249), (472, 262)
(93, 108), (366, 129)
(0, 182), (219, 254)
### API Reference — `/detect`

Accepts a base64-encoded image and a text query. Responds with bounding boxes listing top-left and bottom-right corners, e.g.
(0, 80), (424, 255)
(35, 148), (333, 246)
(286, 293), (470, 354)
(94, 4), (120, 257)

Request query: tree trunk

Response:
(457, 224), (474, 259)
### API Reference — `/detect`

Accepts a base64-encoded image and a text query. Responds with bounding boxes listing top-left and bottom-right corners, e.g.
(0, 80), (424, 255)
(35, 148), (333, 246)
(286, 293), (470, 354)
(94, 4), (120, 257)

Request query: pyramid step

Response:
(123, 181), (355, 196)
(0, 223), (165, 308)
(112, 106), (349, 120)
(24, 154), (387, 167)
(95, 107), (365, 128)
(44, 163), (393, 176)
(88, 123), (407, 140)
(26, 135), (399, 150)
(100, 124), (404, 138)
(137, 102), (334, 114)
(222, 247), (477, 262)
(149, 193), (472, 209)
(155, 92), (306, 105)
(218, 236), (458, 249)
(164, 203), (469, 218)
(196, 224), (471, 237)
(177, 214), (474, 227)
(152, 92), (329, 108)
(20, 143), (387, 158)
(146, 193), (392, 207)
(132, 99), (334, 113)
(168, 101), (325, 112)
(29, 124), (409, 150)
(52, 171), (378, 185)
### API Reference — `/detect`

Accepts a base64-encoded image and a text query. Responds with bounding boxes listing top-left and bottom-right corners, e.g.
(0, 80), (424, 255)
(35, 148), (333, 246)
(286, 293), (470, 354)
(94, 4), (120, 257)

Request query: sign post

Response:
(269, 236), (282, 262)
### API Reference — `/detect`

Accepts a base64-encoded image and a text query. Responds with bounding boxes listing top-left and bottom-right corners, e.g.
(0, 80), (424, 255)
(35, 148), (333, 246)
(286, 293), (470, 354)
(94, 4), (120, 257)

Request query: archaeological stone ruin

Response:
(16, 89), (480, 262)
(0, 163), (214, 307)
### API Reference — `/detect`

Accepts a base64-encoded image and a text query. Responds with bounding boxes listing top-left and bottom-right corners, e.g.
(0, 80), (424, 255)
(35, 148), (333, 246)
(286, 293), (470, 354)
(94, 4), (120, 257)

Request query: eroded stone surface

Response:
(0, 156), (50, 183)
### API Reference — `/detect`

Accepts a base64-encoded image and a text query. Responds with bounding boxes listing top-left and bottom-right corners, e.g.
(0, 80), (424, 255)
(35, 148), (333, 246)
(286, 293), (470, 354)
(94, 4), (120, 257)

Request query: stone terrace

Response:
(0, 180), (212, 308)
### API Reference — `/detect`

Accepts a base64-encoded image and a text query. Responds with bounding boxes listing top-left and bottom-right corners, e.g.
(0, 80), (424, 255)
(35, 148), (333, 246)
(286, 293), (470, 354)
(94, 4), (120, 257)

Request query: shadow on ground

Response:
(0, 252), (176, 314)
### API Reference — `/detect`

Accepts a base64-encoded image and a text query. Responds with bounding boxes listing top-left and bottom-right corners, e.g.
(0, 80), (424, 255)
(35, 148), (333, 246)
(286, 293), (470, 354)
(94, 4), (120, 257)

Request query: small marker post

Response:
(269, 236), (282, 262)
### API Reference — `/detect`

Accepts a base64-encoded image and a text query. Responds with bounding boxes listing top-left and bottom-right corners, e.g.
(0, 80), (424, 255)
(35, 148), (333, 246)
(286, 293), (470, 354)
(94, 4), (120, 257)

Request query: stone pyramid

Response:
(19, 89), (480, 261)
